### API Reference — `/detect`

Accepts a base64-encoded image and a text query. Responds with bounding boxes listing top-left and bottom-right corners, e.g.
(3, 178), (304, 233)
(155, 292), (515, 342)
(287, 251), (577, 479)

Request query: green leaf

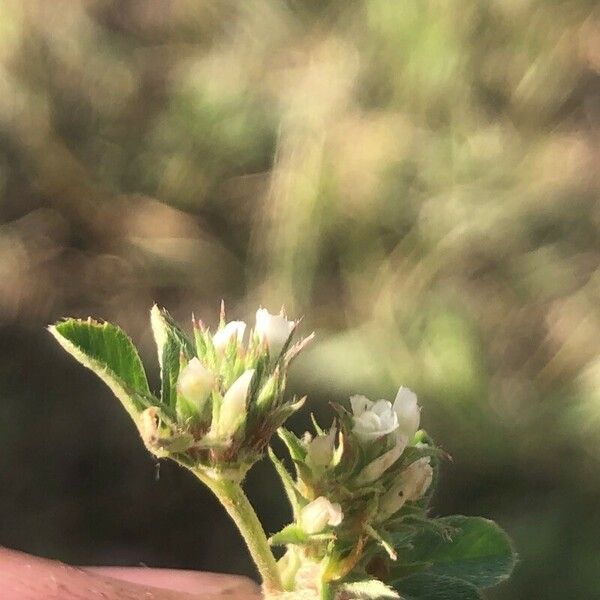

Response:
(394, 574), (484, 600)
(405, 516), (516, 589)
(49, 318), (153, 424)
(336, 579), (400, 600)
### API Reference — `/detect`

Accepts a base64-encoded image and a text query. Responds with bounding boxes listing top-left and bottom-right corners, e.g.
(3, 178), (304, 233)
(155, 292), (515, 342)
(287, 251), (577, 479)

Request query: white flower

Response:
(378, 457), (433, 520)
(177, 357), (214, 411)
(218, 369), (254, 437)
(350, 386), (421, 443)
(300, 496), (343, 534)
(213, 320), (246, 353)
(306, 427), (336, 473)
(351, 395), (399, 442)
(255, 308), (295, 357)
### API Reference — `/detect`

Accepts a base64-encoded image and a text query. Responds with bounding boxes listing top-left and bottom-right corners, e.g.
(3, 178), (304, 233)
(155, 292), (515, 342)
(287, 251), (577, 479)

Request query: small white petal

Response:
(393, 386), (420, 439)
(351, 398), (399, 442)
(349, 394), (372, 417)
(255, 308), (295, 357)
(355, 431), (408, 485)
(213, 320), (246, 353)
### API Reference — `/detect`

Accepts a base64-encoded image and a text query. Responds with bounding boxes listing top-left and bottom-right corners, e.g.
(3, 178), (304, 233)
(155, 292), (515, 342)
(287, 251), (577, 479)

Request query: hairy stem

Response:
(192, 469), (283, 594)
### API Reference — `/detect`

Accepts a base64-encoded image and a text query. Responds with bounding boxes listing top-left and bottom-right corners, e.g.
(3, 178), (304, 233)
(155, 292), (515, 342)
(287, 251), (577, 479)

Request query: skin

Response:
(0, 547), (262, 600)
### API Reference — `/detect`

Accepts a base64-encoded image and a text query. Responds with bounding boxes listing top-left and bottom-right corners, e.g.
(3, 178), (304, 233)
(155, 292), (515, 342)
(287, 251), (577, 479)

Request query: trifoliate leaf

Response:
(49, 319), (155, 424)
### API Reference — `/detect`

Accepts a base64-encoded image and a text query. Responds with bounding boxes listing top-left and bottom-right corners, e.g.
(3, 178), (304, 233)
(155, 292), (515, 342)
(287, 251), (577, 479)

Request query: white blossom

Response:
(300, 496), (343, 534)
(351, 386), (421, 443)
(255, 308), (295, 357)
(213, 320), (246, 353)
(177, 357), (214, 411)
(218, 369), (254, 437)
(378, 457), (433, 520)
(351, 395), (399, 442)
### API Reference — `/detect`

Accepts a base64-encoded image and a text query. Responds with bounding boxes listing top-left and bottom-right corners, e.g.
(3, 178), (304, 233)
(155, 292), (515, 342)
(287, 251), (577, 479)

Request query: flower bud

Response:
(378, 457), (433, 520)
(300, 496), (343, 534)
(306, 427), (336, 473)
(350, 395), (399, 442)
(177, 357), (214, 412)
(255, 308), (295, 357)
(213, 320), (246, 353)
(218, 369), (254, 437)
(355, 431), (408, 485)
(393, 386), (420, 439)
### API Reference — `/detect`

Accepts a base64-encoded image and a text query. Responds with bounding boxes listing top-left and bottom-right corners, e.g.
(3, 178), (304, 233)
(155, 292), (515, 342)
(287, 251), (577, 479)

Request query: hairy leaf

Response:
(49, 319), (153, 424)
(404, 516), (516, 588)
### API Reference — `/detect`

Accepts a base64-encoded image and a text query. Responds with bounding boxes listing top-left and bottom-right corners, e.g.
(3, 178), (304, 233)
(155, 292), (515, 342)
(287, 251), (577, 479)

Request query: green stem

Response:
(192, 469), (283, 594)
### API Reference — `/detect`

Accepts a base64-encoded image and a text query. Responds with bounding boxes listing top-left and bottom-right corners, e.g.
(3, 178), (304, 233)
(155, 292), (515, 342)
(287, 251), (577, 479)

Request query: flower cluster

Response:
(269, 386), (438, 595)
(140, 305), (312, 478)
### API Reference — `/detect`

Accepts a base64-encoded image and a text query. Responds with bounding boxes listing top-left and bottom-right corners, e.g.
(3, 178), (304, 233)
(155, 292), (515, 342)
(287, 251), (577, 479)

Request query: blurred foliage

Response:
(0, 1), (598, 598)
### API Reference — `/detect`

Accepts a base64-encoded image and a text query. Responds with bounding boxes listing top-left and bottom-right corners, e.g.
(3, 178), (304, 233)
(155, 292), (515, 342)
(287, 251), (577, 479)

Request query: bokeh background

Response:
(0, 1), (599, 598)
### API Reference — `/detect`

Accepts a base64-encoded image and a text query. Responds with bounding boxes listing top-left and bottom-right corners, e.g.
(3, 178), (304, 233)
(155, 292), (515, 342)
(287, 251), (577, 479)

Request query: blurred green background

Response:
(0, 1), (599, 598)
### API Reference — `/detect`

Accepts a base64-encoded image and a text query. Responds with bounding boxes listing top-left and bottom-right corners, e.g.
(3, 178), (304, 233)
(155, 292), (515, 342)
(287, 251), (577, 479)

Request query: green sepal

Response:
(278, 428), (307, 461)
(268, 447), (304, 518)
(268, 524), (334, 546)
(364, 525), (397, 560)
(150, 305), (195, 364)
(256, 371), (280, 410)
